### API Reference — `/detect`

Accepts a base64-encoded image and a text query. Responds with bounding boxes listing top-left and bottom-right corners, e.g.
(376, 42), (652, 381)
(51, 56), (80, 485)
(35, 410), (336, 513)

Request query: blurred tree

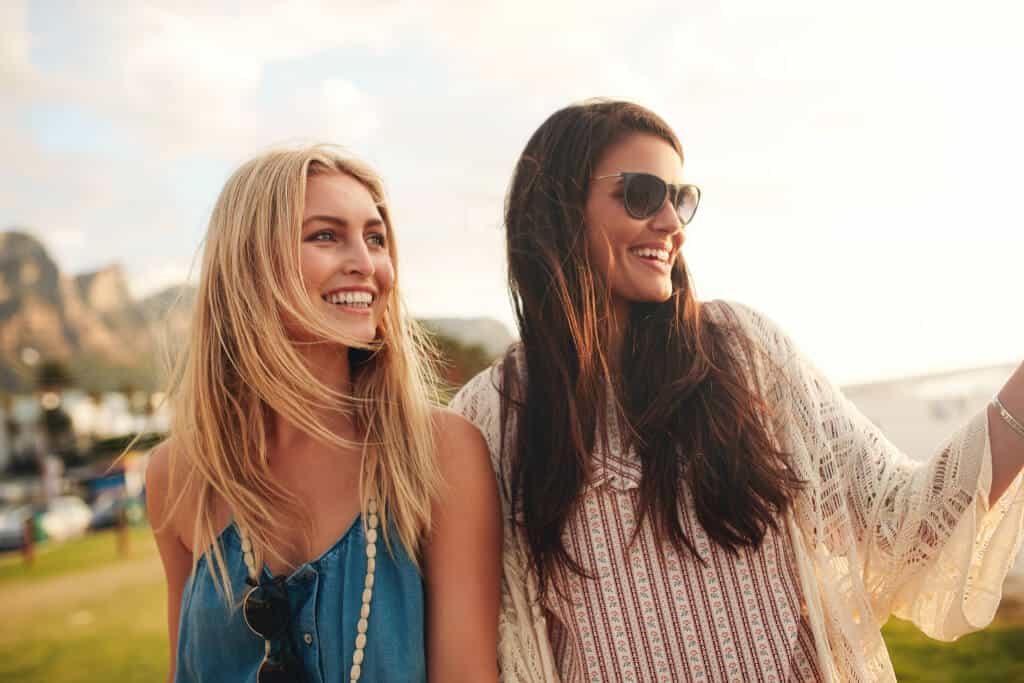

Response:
(41, 407), (72, 435)
(41, 406), (78, 465)
(34, 359), (78, 465)
(425, 328), (494, 392)
(36, 359), (72, 390)
(90, 432), (164, 460)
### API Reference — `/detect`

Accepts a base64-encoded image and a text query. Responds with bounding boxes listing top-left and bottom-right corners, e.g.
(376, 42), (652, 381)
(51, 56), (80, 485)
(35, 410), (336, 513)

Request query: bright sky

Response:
(2, 0), (1021, 385)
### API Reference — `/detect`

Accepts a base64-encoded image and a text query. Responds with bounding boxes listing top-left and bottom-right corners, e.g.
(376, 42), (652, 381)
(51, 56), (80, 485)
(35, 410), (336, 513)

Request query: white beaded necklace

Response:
(239, 499), (379, 683)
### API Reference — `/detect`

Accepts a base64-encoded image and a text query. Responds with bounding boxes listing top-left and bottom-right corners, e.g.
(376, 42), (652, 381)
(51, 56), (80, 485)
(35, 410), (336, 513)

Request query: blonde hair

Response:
(165, 145), (443, 599)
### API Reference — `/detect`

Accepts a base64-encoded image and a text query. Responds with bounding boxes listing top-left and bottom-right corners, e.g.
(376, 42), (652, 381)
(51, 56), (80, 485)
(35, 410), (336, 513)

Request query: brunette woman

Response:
(451, 100), (1024, 682)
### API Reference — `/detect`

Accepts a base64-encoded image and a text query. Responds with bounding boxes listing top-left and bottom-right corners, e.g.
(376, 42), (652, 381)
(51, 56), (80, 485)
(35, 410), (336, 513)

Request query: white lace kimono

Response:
(450, 300), (1024, 682)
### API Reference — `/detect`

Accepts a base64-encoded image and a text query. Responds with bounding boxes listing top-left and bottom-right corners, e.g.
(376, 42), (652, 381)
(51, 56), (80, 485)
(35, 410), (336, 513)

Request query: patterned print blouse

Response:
(451, 300), (1024, 682)
(548, 439), (823, 682)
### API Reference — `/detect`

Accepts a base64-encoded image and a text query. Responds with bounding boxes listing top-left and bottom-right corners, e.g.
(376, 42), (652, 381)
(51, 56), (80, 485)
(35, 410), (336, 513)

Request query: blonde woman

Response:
(146, 146), (501, 683)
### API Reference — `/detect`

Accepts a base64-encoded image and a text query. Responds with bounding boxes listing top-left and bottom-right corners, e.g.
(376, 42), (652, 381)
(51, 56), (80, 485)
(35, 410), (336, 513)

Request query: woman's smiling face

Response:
(299, 172), (395, 344)
(583, 132), (687, 321)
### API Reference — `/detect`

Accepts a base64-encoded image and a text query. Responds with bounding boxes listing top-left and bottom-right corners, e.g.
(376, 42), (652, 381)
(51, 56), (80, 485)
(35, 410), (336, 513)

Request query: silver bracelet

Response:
(992, 395), (1024, 440)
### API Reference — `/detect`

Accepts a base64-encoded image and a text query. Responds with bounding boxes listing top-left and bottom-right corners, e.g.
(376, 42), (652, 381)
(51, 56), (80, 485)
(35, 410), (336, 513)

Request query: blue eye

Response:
(309, 230), (336, 242)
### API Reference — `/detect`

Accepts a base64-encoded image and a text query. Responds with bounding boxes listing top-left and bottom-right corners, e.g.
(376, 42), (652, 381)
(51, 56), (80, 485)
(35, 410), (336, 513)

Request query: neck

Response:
(299, 338), (353, 392)
(604, 299), (630, 374)
(269, 341), (357, 455)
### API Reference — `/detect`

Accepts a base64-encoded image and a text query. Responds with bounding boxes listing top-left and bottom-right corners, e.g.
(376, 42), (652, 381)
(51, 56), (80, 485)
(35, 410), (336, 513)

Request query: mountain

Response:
(422, 318), (516, 357)
(75, 265), (134, 314)
(0, 229), (515, 392)
(136, 285), (196, 354)
(0, 231), (84, 389)
(0, 231), (180, 392)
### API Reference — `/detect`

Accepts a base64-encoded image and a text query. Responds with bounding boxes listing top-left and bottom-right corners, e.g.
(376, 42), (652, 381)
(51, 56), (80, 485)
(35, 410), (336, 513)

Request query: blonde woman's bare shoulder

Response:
(429, 407), (499, 506)
(426, 408), (501, 555)
(146, 440), (207, 551)
(423, 410), (502, 680)
(146, 441), (176, 517)
(430, 407), (490, 471)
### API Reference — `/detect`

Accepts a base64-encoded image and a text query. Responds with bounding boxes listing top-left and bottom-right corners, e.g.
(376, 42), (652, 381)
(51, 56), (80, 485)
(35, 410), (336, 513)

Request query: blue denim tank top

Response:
(174, 515), (426, 682)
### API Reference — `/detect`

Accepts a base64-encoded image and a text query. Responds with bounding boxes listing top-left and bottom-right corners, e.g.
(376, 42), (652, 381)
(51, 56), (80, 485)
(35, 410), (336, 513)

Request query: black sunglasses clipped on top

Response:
(593, 172), (701, 225)
(243, 577), (306, 683)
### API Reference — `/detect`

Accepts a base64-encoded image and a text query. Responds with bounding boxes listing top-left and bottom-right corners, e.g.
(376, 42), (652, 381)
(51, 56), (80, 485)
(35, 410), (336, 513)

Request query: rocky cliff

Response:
(0, 229), (514, 392)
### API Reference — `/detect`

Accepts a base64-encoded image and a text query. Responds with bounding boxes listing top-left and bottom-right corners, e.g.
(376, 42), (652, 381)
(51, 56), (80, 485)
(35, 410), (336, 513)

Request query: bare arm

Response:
(989, 361), (1024, 505)
(424, 410), (502, 683)
(146, 443), (193, 683)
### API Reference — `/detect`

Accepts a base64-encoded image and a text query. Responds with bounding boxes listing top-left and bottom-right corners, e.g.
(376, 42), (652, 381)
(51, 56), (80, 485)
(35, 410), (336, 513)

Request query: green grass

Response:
(0, 577), (167, 683)
(0, 526), (156, 583)
(0, 527), (168, 683)
(0, 529), (1021, 681)
(883, 617), (1024, 681)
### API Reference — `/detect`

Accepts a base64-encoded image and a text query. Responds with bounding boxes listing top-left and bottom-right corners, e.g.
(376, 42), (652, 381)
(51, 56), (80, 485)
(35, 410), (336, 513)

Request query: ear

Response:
(376, 301), (392, 339)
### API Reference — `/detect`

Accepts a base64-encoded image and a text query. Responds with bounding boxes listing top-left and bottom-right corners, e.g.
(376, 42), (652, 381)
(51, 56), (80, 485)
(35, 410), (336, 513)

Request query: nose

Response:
(650, 194), (683, 235)
(342, 240), (374, 276)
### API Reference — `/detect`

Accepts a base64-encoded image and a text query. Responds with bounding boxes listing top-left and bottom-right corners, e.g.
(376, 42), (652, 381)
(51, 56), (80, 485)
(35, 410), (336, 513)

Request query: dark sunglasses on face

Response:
(593, 172), (701, 225)
(243, 578), (306, 683)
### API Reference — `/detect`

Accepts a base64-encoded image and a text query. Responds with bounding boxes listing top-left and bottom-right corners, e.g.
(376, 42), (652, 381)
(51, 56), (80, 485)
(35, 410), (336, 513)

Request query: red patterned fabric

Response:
(543, 441), (823, 682)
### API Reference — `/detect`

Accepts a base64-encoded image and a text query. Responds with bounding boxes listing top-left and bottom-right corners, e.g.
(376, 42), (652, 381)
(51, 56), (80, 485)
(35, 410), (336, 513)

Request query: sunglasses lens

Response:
(676, 185), (700, 224)
(244, 584), (290, 640)
(623, 173), (667, 219)
(258, 652), (304, 683)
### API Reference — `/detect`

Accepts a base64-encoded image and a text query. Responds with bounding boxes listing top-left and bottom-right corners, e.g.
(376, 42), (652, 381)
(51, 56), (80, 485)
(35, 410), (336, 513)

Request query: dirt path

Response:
(0, 554), (165, 620)
(4, 553), (1021, 625)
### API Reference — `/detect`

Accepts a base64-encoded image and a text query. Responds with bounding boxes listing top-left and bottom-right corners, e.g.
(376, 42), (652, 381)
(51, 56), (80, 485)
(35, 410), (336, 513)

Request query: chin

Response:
(349, 329), (378, 345)
(634, 288), (674, 305)
(326, 323), (375, 344)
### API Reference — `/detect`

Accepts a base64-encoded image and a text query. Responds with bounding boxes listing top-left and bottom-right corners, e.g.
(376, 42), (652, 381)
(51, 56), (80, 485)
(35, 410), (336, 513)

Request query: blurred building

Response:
(5, 390), (171, 444)
(0, 390), (170, 479)
(844, 362), (1023, 575)
(843, 363), (1017, 462)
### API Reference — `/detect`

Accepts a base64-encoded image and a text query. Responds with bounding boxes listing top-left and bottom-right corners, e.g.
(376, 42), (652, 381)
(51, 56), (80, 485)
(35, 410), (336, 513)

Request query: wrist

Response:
(993, 395), (1024, 441)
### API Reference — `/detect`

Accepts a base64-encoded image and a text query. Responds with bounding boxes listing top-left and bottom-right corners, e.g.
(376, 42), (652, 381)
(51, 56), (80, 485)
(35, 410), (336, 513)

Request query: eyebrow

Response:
(302, 215), (386, 231)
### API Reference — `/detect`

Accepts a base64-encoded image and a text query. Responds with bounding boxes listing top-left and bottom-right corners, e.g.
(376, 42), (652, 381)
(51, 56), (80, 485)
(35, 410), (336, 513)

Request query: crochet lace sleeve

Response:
(450, 366), (560, 682)
(719, 300), (1024, 640)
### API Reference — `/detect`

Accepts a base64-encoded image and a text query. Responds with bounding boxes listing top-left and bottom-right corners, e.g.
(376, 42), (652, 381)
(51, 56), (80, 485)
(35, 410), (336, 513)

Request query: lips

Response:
(629, 246), (671, 264)
(321, 290), (374, 306)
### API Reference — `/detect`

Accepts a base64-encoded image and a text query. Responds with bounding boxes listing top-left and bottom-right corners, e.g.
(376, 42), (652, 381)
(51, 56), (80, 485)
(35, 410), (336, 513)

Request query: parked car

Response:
(89, 491), (145, 530)
(0, 496), (94, 551)
(36, 495), (93, 542)
(0, 505), (33, 551)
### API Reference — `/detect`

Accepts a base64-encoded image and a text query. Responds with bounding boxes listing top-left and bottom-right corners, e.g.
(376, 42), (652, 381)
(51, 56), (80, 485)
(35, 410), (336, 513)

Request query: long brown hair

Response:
(504, 100), (803, 599)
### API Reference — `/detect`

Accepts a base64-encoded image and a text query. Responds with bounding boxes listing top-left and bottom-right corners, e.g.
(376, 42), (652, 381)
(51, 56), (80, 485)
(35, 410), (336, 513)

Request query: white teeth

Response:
(631, 247), (671, 263)
(323, 291), (374, 306)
